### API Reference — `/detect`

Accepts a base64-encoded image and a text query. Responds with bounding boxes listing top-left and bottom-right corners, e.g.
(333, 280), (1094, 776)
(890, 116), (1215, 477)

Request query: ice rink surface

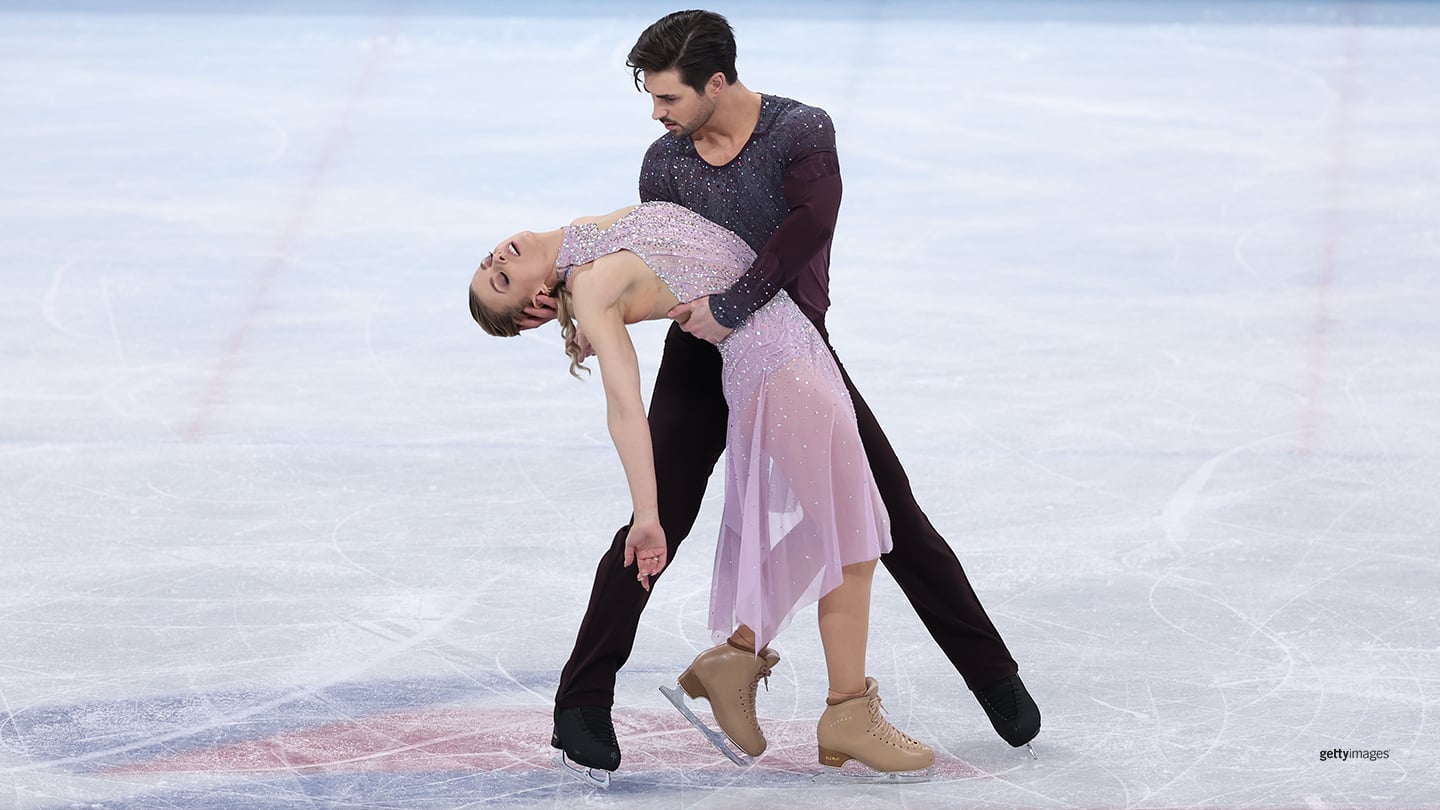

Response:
(2, 0), (1438, 807)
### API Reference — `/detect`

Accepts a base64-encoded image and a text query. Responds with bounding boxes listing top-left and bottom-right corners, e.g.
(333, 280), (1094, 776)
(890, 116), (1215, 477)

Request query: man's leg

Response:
(556, 324), (728, 707)
(828, 347), (1040, 747)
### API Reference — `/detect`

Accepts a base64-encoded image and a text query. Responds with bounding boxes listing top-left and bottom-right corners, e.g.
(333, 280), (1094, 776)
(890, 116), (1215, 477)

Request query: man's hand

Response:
(623, 519), (668, 592)
(667, 296), (733, 344)
(517, 293), (559, 330)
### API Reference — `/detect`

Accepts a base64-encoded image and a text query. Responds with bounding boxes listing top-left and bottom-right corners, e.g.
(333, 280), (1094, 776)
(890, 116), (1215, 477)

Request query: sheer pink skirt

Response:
(710, 292), (891, 651)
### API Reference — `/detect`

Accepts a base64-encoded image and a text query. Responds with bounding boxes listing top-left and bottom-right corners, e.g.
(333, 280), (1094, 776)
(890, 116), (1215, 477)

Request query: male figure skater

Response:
(528, 10), (1041, 781)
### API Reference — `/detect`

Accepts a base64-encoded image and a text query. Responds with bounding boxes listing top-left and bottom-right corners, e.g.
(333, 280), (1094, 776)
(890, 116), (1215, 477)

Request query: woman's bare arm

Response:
(569, 257), (667, 585)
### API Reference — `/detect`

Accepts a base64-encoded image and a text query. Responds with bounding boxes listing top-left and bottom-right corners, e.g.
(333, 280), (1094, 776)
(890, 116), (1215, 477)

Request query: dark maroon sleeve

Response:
(638, 139), (674, 203)
(708, 150), (842, 328)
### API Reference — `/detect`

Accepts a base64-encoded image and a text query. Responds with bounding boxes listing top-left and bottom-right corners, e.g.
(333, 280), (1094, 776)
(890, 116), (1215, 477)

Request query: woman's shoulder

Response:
(567, 247), (646, 299)
(569, 205), (639, 230)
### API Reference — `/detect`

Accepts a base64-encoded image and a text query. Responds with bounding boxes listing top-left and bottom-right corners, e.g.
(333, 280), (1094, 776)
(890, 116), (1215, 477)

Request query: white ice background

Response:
(1, 1), (1437, 808)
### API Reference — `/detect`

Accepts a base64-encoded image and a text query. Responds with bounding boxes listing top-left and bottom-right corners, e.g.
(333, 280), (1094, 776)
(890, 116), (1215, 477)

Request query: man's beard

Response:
(668, 99), (716, 139)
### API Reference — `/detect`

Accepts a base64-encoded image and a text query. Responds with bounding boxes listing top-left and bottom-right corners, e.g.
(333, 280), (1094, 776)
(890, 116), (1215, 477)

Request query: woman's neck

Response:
(535, 227), (564, 287)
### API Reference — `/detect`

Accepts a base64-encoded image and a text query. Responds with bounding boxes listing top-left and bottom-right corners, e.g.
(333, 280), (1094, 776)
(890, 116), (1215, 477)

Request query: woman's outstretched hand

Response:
(624, 520), (668, 592)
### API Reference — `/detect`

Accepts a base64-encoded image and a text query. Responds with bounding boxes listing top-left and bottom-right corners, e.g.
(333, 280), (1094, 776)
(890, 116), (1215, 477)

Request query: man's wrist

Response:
(709, 293), (743, 329)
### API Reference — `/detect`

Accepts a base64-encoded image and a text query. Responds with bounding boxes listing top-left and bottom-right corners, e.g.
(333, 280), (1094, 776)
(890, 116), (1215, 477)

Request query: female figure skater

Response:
(469, 201), (933, 780)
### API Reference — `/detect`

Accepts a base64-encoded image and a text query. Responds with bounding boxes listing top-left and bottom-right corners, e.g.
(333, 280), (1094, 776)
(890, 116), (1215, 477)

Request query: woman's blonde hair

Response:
(469, 282), (590, 378)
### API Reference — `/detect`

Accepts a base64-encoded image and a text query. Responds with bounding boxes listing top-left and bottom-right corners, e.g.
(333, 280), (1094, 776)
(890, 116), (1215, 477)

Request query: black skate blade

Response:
(556, 752), (611, 789)
(1025, 742), (1038, 760)
(813, 764), (933, 784)
(659, 684), (754, 767)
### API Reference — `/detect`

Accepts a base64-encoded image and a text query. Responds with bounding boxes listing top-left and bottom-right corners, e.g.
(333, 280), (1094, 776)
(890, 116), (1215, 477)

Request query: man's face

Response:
(642, 69), (716, 139)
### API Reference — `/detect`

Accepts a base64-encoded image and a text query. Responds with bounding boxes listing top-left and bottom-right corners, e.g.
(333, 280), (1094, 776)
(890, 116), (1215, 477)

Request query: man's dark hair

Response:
(626, 10), (738, 93)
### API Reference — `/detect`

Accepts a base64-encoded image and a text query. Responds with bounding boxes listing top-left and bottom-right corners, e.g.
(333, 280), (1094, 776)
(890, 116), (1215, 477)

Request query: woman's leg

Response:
(817, 560), (876, 700)
(815, 558), (935, 774)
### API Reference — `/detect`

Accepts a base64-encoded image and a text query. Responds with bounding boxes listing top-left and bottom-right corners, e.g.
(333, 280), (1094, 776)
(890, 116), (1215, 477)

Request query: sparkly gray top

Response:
(555, 202), (757, 305)
(638, 94), (840, 329)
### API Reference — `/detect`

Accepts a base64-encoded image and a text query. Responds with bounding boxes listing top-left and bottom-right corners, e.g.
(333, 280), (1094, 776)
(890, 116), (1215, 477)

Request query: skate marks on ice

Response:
(2, 675), (990, 808)
(1063, 427), (1440, 808)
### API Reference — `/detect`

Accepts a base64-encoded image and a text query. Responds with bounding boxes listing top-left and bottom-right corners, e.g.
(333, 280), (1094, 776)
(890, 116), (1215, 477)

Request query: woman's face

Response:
(469, 230), (552, 315)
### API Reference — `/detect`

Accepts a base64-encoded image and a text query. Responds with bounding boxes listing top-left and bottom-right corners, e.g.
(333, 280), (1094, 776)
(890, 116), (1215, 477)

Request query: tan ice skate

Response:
(815, 677), (935, 782)
(659, 640), (780, 766)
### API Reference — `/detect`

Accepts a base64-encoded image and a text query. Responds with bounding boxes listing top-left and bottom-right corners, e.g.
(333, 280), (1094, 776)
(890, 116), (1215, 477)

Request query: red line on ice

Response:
(1300, 9), (1364, 453)
(184, 17), (398, 440)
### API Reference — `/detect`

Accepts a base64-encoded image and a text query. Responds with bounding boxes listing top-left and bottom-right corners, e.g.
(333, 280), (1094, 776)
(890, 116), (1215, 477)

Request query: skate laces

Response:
(753, 659), (774, 693)
(978, 677), (1019, 720)
(576, 706), (618, 748)
(867, 694), (924, 749)
(738, 659), (773, 720)
(728, 642), (778, 698)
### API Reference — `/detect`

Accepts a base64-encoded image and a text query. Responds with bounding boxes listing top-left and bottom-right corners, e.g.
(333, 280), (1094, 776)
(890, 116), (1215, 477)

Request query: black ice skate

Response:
(551, 705), (621, 788)
(975, 673), (1040, 758)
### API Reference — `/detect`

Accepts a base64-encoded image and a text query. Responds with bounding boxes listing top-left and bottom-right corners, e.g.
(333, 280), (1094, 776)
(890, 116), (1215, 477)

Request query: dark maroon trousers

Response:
(555, 322), (1018, 709)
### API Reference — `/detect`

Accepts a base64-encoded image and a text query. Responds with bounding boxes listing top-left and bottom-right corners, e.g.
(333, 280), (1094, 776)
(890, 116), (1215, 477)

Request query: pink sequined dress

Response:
(556, 202), (891, 651)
